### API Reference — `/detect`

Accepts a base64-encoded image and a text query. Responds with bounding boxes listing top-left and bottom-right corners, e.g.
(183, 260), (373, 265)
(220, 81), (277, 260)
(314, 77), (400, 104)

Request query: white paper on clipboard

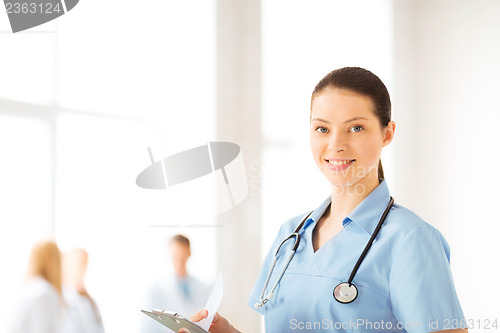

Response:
(199, 272), (223, 331)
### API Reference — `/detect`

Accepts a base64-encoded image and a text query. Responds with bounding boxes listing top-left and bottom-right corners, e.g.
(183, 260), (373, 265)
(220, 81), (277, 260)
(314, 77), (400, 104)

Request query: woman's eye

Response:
(315, 127), (328, 133)
(349, 126), (364, 133)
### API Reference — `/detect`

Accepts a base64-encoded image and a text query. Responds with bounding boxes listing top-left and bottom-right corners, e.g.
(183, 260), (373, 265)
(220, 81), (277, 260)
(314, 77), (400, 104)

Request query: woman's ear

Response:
(382, 121), (396, 147)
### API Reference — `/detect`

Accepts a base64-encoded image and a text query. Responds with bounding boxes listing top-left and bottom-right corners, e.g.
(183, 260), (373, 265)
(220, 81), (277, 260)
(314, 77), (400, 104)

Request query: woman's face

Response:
(310, 88), (394, 191)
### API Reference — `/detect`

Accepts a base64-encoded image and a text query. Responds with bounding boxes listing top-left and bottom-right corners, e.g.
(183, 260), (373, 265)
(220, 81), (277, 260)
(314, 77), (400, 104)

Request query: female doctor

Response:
(184, 67), (467, 333)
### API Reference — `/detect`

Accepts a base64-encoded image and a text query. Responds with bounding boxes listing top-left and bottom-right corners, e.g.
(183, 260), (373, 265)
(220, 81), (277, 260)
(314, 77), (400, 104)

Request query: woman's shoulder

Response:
(383, 202), (450, 255)
(12, 277), (62, 317)
(386, 202), (439, 233)
(23, 277), (60, 299)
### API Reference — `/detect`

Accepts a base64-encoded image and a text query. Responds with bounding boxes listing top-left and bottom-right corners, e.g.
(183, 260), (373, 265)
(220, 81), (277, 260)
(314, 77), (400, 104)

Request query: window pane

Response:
(0, 10), (56, 104)
(55, 113), (217, 332)
(0, 115), (52, 331)
(262, 0), (393, 143)
(56, 0), (216, 121)
(0, 33), (56, 104)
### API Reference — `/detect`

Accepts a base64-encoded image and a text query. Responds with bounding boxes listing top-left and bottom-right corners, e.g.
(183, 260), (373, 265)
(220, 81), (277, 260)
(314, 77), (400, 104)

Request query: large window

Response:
(0, 1), (216, 332)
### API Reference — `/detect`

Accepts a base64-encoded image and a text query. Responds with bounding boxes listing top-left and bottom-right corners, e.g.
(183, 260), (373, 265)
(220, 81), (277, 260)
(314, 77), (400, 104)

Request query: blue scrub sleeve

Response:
(389, 226), (466, 332)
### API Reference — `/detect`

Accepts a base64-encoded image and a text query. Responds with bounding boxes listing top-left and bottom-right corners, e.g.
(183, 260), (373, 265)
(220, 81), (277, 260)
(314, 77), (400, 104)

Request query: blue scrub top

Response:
(248, 180), (465, 332)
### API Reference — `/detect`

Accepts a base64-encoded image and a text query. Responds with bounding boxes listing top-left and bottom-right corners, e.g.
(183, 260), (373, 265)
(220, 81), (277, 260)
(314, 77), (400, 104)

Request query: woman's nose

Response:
(327, 131), (347, 152)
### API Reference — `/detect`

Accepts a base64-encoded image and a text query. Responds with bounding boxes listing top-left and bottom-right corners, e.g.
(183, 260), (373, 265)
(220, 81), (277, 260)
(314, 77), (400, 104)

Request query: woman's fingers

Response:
(211, 312), (221, 324)
(189, 309), (209, 322)
(179, 310), (209, 333)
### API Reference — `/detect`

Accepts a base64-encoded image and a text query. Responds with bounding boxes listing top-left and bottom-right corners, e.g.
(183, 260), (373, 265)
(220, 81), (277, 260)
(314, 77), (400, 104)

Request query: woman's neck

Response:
(313, 170), (381, 252)
(329, 172), (380, 223)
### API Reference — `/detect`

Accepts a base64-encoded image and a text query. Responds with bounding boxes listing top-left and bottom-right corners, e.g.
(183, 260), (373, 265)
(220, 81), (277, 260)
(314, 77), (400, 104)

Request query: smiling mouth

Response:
(326, 159), (355, 166)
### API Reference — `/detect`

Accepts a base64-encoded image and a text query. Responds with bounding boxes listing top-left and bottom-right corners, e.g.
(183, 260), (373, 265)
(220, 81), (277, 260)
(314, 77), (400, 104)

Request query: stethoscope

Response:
(255, 196), (394, 308)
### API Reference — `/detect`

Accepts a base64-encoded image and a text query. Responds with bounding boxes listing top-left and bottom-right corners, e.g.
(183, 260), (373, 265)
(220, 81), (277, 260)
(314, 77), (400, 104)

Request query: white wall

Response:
(393, 0), (500, 327)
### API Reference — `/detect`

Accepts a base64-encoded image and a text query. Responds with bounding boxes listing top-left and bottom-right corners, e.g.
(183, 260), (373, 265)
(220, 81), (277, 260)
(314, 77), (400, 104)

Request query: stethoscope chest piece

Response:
(333, 282), (358, 304)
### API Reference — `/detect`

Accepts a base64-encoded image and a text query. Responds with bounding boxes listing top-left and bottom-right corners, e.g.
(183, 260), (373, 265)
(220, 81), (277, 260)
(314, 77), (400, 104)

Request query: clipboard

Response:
(141, 309), (209, 333)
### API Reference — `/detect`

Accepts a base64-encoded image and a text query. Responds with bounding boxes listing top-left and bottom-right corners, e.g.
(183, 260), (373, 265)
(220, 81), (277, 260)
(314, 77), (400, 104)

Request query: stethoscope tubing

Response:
(256, 213), (312, 308)
(257, 196), (394, 307)
(346, 196), (394, 285)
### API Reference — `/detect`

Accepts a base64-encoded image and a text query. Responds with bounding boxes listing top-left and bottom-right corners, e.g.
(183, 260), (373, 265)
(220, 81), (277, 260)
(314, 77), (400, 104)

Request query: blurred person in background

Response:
(63, 248), (105, 333)
(141, 234), (210, 333)
(8, 240), (69, 333)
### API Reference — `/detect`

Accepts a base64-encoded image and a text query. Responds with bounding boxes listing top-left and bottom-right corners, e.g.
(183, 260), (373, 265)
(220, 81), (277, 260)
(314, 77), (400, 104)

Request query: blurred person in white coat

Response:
(63, 248), (105, 333)
(141, 235), (210, 333)
(8, 240), (70, 333)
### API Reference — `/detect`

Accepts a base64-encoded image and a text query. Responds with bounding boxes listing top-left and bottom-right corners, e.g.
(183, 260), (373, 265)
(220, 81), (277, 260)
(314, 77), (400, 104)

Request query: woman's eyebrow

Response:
(311, 116), (369, 124)
(310, 117), (330, 123)
(343, 116), (369, 124)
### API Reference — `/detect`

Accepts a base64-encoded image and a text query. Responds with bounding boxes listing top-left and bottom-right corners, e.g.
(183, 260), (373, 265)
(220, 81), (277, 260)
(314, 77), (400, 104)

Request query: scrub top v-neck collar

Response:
(299, 180), (393, 255)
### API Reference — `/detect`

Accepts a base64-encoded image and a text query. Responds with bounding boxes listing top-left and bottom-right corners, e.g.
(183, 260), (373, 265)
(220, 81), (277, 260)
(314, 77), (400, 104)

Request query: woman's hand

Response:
(178, 310), (241, 333)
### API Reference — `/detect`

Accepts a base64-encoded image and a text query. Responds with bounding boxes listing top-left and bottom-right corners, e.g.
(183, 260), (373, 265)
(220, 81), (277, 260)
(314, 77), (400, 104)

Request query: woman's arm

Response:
(434, 329), (468, 333)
